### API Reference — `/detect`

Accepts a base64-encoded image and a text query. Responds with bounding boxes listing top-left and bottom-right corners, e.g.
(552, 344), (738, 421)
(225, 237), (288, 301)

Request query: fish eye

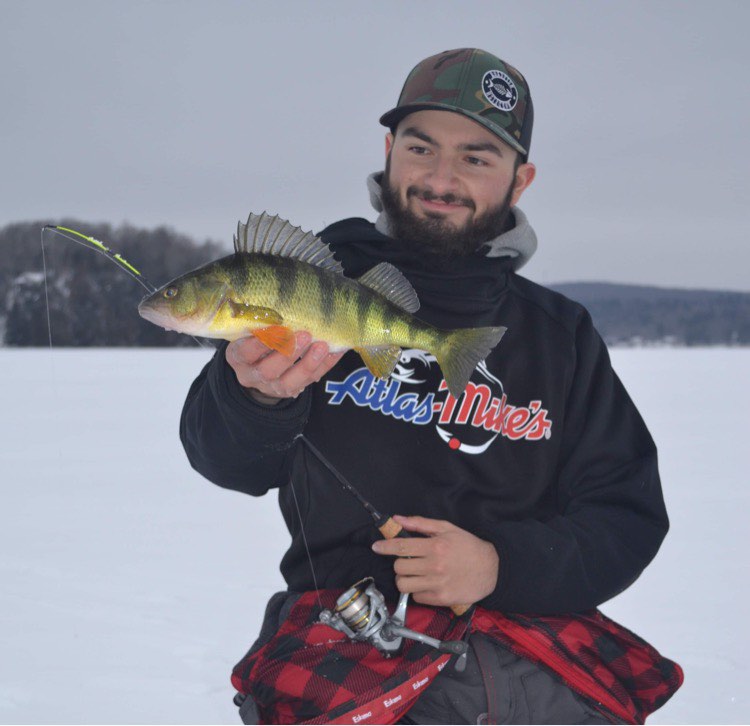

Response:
(163, 287), (178, 299)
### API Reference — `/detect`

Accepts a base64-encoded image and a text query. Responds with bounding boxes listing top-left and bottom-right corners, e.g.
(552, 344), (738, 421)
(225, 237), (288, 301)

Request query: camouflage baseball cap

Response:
(380, 48), (533, 158)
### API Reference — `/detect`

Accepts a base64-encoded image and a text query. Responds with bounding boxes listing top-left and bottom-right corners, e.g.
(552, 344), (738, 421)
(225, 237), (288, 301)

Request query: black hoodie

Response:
(179, 214), (668, 615)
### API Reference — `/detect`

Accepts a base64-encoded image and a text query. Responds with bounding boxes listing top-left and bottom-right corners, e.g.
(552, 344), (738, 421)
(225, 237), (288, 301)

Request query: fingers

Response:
(389, 549), (447, 604)
(226, 335), (283, 372)
(273, 343), (344, 396)
(393, 571), (452, 607)
(226, 332), (345, 399)
(393, 553), (441, 576)
(392, 514), (454, 537)
(372, 517), (499, 607)
(371, 536), (432, 558)
(277, 346), (345, 398)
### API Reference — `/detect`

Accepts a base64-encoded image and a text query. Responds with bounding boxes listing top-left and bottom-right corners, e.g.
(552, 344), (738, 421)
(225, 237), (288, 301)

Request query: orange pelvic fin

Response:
(254, 325), (296, 356)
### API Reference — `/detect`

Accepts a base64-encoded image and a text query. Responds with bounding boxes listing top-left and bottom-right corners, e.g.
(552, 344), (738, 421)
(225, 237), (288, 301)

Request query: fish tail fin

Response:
(435, 326), (507, 398)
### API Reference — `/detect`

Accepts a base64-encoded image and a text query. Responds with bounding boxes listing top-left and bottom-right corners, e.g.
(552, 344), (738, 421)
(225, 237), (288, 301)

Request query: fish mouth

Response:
(137, 299), (180, 332)
(137, 282), (230, 336)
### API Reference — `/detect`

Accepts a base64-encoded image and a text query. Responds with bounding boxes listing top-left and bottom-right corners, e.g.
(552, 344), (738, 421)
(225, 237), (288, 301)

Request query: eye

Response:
(163, 287), (178, 299)
(408, 145), (430, 155)
(466, 156), (488, 167)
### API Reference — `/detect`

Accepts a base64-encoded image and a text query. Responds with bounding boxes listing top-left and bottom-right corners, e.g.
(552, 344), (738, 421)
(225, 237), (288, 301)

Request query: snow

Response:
(13, 272), (46, 285)
(0, 348), (747, 724)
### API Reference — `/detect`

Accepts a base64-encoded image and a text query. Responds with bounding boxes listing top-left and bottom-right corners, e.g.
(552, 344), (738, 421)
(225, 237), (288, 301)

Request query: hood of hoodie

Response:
(366, 171), (537, 271)
(321, 216), (510, 327)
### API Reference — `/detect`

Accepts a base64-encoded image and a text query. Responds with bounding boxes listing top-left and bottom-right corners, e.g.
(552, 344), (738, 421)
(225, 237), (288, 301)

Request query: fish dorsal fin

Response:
(358, 262), (420, 313)
(233, 212), (344, 274)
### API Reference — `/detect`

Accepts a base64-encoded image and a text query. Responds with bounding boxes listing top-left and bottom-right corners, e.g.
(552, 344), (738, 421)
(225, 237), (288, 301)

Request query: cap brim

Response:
(379, 103), (528, 156)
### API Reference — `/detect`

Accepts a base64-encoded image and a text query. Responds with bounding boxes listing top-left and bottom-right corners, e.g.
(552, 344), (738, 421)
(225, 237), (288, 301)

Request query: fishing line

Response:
(40, 227), (55, 348)
(40, 225), (210, 349)
(288, 474), (324, 612)
(39, 223), (323, 609)
(297, 433), (472, 616)
(39, 227), (64, 437)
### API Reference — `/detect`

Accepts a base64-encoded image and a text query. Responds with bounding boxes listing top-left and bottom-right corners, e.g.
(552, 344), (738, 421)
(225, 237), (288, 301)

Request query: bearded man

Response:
(181, 49), (679, 724)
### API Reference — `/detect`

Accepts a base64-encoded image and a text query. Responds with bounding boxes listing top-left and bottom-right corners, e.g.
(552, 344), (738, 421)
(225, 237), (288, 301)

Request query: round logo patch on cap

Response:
(482, 70), (518, 112)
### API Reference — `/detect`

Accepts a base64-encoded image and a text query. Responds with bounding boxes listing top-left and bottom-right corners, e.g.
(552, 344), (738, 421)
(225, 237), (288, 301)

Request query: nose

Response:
(422, 155), (459, 195)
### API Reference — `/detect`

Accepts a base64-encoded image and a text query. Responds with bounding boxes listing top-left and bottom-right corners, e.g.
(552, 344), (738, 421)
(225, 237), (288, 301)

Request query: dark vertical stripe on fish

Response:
(277, 257), (299, 304)
(316, 266), (336, 326)
(356, 289), (371, 340)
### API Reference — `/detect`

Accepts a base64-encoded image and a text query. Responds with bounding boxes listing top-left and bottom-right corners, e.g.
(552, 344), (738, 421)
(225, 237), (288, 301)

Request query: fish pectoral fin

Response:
(355, 345), (402, 379)
(228, 300), (283, 325)
(253, 325), (296, 356)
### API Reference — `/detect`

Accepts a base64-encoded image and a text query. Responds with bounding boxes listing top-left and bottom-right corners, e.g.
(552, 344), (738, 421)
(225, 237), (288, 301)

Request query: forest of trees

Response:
(550, 282), (750, 347)
(1, 220), (748, 347)
(1, 220), (226, 346)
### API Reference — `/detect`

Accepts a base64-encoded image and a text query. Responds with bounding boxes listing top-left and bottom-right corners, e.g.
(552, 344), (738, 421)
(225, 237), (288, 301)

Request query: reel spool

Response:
(319, 577), (469, 660)
(333, 577), (386, 635)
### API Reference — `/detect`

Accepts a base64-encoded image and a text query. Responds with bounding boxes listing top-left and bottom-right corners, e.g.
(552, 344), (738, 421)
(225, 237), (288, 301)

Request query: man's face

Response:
(381, 110), (534, 263)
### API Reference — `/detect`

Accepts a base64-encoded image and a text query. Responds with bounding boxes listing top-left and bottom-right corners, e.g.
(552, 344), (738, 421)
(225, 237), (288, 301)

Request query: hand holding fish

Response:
(227, 332), (345, 402)
(371, 514), (499, 608)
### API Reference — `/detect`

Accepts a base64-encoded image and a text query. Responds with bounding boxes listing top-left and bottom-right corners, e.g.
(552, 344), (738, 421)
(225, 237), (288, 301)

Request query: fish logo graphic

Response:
(481, 69), (518, 112)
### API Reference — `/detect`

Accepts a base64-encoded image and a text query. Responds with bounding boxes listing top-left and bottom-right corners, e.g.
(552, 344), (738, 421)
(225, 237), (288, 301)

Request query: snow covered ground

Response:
(0, 348), (747, 724)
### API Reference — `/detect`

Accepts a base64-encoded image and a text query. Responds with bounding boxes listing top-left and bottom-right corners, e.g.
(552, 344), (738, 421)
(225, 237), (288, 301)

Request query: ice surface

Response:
(0, 348), (747, 724)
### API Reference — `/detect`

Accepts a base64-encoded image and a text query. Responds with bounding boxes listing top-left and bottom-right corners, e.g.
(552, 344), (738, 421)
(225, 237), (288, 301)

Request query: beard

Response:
(380, 158), (515, 271)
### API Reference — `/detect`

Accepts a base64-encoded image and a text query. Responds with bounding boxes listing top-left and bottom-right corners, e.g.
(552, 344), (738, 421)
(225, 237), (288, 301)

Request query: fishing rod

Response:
(42, 225), (158, 294)
(42, 224), (468, 656)
(297, 433), (405, 539)
(298, 433), (470, 662)
(297, 433), (471, 618)
(41, 224), (210, 348)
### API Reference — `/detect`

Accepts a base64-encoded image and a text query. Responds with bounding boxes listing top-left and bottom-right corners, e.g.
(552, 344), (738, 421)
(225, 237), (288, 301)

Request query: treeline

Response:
(0, 220), (226, 346)
(1, 220), (748, 347)
(550, 282), (750, 347)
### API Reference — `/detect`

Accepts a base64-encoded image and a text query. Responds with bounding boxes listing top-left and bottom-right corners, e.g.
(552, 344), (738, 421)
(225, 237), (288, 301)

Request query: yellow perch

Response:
(138, 212), (506, 397)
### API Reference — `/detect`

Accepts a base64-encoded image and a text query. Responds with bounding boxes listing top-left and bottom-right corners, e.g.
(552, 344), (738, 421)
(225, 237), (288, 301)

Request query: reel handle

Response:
(378, 517), (473, 618)
(438, 639), (469, 655)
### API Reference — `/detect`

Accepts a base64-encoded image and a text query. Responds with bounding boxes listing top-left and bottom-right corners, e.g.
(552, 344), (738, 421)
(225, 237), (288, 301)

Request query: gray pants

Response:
(237, 592), (613, 725)
(400, 633), (612, 724)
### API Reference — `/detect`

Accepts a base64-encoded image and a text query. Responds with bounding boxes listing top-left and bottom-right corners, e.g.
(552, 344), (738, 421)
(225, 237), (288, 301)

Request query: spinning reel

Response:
(319, 577), (468, 662)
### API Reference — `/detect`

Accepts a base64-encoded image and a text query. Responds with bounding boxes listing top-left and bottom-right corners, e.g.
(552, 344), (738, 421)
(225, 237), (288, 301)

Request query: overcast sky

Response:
(2, 0), (748, 291)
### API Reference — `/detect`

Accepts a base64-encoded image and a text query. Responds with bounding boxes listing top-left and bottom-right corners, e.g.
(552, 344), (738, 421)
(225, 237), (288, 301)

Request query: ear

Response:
(385, 132), (394, 158)
(511, 162), (536, 206)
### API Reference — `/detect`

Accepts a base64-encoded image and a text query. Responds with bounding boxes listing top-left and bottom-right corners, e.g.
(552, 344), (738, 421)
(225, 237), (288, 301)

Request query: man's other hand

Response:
(371, 514), (499, 608)
(226, 332), (345, 404)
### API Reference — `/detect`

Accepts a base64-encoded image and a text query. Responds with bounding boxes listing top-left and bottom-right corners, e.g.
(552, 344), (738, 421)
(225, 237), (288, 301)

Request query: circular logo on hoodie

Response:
(482, 70), (518, 112)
